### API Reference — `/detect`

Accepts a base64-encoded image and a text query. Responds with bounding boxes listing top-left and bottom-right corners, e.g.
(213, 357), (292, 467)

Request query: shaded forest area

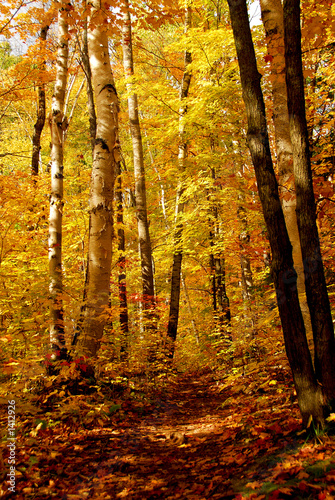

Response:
(1, 0), (335, 497)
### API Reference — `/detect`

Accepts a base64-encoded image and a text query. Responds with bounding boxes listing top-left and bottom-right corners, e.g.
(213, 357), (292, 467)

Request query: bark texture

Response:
(260, 0), (312, 342)
(283, 0), (335, 402)
(227, 0), (325, 426)
(166, 7), (192, 357)
(78, 0), (119, 357)
(32, 25), (49, 177)
(121, 0), (155, 315)
(48, 1), (68, 362)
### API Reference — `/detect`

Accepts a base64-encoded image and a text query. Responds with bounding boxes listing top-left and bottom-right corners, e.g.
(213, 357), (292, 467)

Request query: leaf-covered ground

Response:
(2, 359), (335, 499)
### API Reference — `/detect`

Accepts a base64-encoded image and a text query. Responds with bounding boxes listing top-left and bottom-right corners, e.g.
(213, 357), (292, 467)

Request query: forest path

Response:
(3, 366), (335, 499)
(57, 373), (241, 499)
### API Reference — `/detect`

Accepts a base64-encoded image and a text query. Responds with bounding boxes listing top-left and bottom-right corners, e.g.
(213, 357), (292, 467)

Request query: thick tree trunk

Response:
(32, 25), (49, 177)
(48, 2), (68, 363)
(166, 7), (192, 358)
(227, 0), (325, 426)
(78, 0), (119, 358)
(71, 9), (97, 353)
(260, 0), (312, 344)
(283, 0), (335, 402)
(121, 0), (155, 318)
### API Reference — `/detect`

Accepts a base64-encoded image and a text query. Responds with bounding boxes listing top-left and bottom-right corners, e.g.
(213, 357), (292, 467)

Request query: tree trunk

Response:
(79, 5), (96, 152)
(166, 6), (192, 358)
(121, 0), (155, 318)
(227, 0), (325, 426)
(181, 271), (199, 345)
(71, 8), (97, 353)
(283, 0), (335, 403)
(260, 0), (313, 344)
(237, 197), (256, 335)
(208, 167), (231, 334)
(48, 1), (69, 363)
(237, 202), (253, 301)
(78, 0), (119, 358)
(116, 161), (129, 360)
(32, 25), (49, 177)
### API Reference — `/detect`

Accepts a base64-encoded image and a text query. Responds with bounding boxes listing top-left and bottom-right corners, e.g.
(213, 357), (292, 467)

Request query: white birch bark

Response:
(48, 0), (68, 361)
(121, 0), (155, 310)
(78, 0), (120, 357)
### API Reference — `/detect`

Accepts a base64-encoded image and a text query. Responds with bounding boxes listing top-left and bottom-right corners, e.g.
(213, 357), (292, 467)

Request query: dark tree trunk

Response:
(116, 162), (129, 360)
(283, 0), (335, 404)
(31, 25), (49, 177)
(166, 7), (192, 358)
(215, 257), (231, 324)
(237, 203), (253, 302)
(208, 166), (231, 333)
(227, 0), (325, 426)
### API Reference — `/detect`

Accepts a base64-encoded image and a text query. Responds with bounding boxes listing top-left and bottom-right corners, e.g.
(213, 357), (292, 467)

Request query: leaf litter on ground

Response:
(2, 357), (335, 499)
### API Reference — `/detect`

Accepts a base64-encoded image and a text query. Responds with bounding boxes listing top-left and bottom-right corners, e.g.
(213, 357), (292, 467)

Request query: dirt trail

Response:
(60, 374), (238, 499)
(5, 367), (334, 499)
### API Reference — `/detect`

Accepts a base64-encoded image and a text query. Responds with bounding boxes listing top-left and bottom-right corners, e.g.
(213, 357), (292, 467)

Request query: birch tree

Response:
(78, 0), (120, 358)
(121, 0), (155, 319)
(48, 0), (69, 363)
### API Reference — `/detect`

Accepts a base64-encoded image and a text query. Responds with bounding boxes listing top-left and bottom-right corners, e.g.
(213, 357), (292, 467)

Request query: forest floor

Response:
(2, 356), (335, 499)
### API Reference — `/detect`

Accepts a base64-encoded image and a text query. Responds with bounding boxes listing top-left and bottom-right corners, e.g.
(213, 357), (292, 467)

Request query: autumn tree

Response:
(115, 161), (129, 360)
(283, 0), (335, 403)
(31, 24), (49, 177)
(227, 0), (326, 425)
(48, 0), (69, 363)
(260, 0), (312, 341)
(121, 0), (156, 323)
(78, 0), (120, 358)
(166, 5), (192, 358)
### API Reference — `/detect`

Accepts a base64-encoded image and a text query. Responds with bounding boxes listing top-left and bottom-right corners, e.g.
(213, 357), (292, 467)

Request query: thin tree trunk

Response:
(237, 202), (253, 301)
(181, 272), (199, 345)
(63, 78), (85, 143)
(227, 0), (325, 426)
(237, 196), (256, 334)
(32, 25), (49, 177)
(79, 5), (96, 152)
(116, 161), (129, 360)
(78, 0), (120, 358)
(48, 1), (69, 363)
(283, 0), (335, 403)
(121, 0), (155, 320)
(166, 6), (192, 358)
(208, 165), (231, 333)
(260, 0), (313, 344)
